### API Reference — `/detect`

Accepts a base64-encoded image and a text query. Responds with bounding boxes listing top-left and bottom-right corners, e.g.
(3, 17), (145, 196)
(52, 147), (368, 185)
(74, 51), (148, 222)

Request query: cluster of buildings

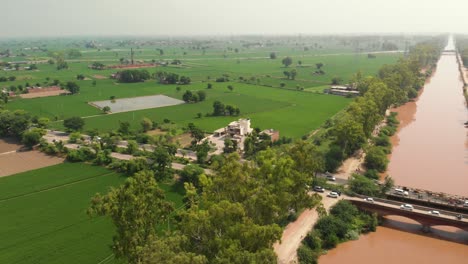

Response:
(207, 118), (279, 154)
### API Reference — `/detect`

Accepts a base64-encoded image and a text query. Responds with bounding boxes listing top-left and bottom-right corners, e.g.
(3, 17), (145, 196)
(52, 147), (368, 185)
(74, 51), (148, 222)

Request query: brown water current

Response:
(387, 53), (468, 196)
(319, 38), (468, 263)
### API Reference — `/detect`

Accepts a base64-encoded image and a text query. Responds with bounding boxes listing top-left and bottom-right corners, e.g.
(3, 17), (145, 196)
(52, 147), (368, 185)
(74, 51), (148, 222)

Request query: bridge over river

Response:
(348, 196), (468, 233)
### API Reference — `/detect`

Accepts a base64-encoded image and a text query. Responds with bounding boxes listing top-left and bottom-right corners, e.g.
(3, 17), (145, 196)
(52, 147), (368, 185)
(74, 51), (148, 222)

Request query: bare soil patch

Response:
(146, 129), (167, 136)
(93, 74), (107, 79)
(0, 150), (64, 177)
(171, 133), (193, 148)
(20, 90), (71, 99)
(0, 138), (21, 153)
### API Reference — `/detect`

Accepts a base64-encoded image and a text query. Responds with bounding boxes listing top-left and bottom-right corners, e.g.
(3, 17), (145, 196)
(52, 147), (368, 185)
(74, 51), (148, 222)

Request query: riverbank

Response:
(455, 52), (468, 105)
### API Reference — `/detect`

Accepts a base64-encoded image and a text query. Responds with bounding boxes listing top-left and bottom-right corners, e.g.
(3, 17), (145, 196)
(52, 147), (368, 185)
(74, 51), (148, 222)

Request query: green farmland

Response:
(0, 163), (184, 264)
(3, 52), (399, 138)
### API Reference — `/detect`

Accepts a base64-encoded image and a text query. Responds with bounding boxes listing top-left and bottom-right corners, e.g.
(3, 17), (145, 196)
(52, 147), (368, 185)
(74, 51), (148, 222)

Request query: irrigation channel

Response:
(319, 36), (468, 264)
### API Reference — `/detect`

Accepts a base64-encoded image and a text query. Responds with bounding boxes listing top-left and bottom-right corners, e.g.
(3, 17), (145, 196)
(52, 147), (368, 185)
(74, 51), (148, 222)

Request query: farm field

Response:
(0, 163), (184, 264)
(1, 37), (402, 138)
(0, 138), (64, 177)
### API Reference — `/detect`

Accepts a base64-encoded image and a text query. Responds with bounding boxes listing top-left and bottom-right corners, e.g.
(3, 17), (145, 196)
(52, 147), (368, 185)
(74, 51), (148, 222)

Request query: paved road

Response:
(349, 195), (468, 222)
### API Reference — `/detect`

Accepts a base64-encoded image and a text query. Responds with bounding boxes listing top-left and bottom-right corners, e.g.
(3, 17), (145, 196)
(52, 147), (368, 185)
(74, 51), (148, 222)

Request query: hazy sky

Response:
(3, 0), (468, 38)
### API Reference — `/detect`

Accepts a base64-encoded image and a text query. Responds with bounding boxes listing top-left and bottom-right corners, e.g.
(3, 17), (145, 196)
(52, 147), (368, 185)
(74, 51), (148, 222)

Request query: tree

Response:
(67, 49), (82, 59)
(206, 83), (212, 89)
(118, 69), (150, 83)
(195, 140), (210, 164)
(22, 128), (46, 149)
(102, 106), (111, 113)
(227, 85), (234, 92)
(331, 76), (343, 85)
(179, 76), (191, 85)
(270, 52), (277, 59)
(76, 74), (85, 80)
(180, 164), (205, 188)
(118, 121), (131, 135)
(63, 116), (84, 132)
(212, 101), (225, 116)
(290, 69), (297, 80)
(289, 141), (324, 177)
(88, 171), (173, 264)
(140, 235), (207, 264)
(197, 90), (206, 101)
(176, 86), (181, 92)
(223, 138), (238, 153)
(152, 145), (175, 179)
(37, 117), (50, 128)
(65, 81), (80, 94)
(315, 63), (323, 70)
(282, 56), (293, 67)
(333, 113), (366, 156)
(141, 117), (152, 132)
(283, 71), (290, 79)
(0, 109), (31, 137)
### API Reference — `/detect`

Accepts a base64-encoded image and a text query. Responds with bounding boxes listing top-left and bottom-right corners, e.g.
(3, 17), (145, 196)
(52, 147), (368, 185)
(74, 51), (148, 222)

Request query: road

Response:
(274, 193), (345, 264)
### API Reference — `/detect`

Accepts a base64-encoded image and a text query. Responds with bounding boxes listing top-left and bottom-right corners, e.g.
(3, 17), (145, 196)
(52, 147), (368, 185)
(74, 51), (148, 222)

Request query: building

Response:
(226, 118), (252, 137)
(261, 129), (280, 142)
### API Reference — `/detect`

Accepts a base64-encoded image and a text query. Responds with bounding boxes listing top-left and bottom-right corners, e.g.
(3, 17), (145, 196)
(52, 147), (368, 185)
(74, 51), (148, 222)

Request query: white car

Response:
(327, 192), (339, 198)
(364, 197), (374, 203)
(400, 204), (414, 211)
(326, 175), (336, 181)
(428, 210), (440, 215)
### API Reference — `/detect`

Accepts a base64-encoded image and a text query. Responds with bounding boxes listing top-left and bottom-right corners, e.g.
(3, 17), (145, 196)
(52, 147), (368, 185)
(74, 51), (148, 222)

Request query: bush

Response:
(297, 244), (318, 264)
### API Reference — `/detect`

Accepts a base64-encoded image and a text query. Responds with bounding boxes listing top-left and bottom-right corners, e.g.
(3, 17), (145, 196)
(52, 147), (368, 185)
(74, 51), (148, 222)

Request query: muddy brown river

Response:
(320, 37), (468, 264)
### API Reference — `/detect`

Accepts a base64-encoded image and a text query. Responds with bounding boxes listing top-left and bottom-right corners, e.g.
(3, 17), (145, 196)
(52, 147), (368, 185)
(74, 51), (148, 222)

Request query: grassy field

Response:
(0, 163), (184, 264)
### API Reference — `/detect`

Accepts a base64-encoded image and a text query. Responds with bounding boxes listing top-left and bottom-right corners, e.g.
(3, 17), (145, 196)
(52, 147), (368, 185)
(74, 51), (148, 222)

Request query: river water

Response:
(320, 37), (468, 264)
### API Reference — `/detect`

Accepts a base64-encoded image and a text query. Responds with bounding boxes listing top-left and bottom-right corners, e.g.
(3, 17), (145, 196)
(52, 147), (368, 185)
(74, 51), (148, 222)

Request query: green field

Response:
(0, 163), (183, 264)
(2, 37), (401, 138)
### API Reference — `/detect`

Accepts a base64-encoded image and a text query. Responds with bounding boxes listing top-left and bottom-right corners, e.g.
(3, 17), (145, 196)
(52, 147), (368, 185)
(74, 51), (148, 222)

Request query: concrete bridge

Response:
(348, 197), (468, 233)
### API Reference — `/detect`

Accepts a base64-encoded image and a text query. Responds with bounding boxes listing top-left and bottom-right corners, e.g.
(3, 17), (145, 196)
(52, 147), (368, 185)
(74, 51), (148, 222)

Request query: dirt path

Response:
(274, 193), (344, 264)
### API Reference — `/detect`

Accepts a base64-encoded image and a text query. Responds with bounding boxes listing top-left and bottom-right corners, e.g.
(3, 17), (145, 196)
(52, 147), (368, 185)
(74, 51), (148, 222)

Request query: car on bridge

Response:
(364, 197), (375, 203)
(400, 204), (414, 211)
(428, 210), (440, 216)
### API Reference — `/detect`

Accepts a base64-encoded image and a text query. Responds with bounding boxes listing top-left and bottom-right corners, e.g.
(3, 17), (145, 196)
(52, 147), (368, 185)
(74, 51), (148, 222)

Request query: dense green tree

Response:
(63, 116), (84, 132)
(348, 174), (381, 196)
(88, 171), (173, 264)
(365, 146), (388, 172)
(333, 113), (366, 156)
(102, 106), (111, 113)
(282, 56), (293, 67)
(21, 128), (46, 149)
(65, 81), (80, 94)
(118, 69), (150, 83)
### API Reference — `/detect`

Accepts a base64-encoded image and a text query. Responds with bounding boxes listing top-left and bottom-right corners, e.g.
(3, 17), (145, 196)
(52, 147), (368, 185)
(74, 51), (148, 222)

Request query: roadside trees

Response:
(63, 116), (85, 132)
